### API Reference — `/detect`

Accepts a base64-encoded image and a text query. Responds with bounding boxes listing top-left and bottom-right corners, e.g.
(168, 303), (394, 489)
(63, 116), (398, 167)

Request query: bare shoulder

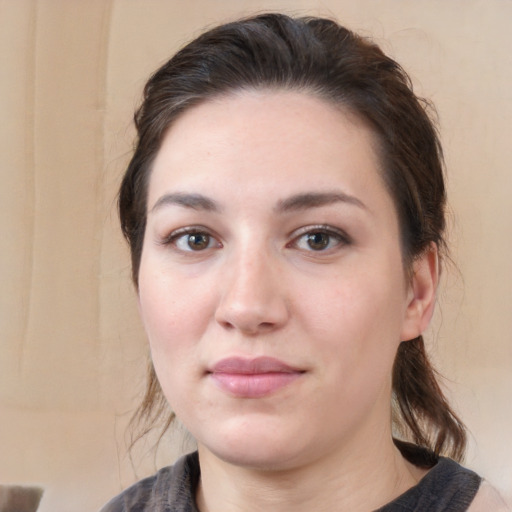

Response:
(468, 481), (511, 512)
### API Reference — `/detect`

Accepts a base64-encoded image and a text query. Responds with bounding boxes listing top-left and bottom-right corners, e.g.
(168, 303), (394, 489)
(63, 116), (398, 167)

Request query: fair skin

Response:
(138, 90), (438, 511)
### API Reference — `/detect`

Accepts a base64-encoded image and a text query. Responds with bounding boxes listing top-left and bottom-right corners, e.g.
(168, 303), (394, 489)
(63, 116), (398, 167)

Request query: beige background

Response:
(1, 0), (511, 510)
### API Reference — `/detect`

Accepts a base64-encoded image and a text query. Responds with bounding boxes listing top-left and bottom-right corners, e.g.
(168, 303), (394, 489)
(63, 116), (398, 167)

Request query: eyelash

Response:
(288, 225), (351, 252)
(160, 224), (351, 253)
(160, 226), (221, 252)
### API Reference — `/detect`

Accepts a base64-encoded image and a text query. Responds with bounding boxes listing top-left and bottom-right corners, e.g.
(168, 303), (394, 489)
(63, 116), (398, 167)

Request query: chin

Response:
(197, 420), (311, 471)
(212, 444), (299, 472)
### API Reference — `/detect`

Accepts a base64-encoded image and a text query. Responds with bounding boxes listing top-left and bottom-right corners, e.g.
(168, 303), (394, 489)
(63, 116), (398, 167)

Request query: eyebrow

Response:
(150, 190), (367, 215)
(150, 193), (221, 213)
(275, 191), (367, 213)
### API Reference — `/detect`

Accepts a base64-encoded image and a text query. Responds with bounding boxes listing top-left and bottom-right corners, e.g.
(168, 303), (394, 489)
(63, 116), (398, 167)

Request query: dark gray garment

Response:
(100, 448), (481, 512)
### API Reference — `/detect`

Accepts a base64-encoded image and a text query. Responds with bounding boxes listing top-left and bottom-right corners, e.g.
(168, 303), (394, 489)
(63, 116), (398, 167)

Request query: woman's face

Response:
(138, 91), (431, 470)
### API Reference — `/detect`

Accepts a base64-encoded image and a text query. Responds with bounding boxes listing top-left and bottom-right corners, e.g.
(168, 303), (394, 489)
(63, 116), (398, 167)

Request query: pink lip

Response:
(208, 357), (304, 398)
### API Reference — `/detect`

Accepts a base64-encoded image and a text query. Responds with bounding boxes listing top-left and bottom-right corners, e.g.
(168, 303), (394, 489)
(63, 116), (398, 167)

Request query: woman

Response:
(101, 13), (508, 512)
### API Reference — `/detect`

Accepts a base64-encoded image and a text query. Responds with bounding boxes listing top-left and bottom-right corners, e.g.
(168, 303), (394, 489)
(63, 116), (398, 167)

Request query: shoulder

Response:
(98, 452), (200, 512)
(405, 457), (481, 510)
(467, 480), (511, 512)
(379, 449), (482, 512)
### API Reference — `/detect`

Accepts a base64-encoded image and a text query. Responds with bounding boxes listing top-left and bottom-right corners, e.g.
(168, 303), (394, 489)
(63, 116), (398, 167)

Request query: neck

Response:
(196, 428), (426, 512)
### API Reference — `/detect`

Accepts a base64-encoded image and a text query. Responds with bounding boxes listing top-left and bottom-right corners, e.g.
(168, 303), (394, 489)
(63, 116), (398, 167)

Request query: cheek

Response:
(137, 267), (215, 411)
(303, 268), (404, 336)
(137, 263), (215, 358)
(300, 267), (406, 378)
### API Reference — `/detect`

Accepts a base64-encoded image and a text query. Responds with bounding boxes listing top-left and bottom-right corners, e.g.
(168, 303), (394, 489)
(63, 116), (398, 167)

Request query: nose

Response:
(215, 248), (289, 335)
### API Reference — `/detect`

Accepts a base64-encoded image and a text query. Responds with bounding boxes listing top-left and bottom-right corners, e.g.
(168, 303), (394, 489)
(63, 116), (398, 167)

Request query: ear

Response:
(400, 243), (439, 342)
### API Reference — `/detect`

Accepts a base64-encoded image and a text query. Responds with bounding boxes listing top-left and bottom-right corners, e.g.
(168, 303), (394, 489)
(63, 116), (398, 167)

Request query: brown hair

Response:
(120, 13), (466, 460)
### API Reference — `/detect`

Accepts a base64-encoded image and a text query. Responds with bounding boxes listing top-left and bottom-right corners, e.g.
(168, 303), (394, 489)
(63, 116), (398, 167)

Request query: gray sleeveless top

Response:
(100, 448), (481, 511)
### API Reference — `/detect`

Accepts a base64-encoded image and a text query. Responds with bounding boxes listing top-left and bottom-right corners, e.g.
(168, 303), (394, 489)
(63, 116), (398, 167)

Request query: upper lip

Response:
(209, 356), (303, 374)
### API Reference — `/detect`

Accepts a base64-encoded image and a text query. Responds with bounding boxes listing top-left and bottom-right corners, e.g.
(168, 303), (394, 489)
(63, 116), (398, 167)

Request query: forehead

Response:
(148, 90), (390, 212)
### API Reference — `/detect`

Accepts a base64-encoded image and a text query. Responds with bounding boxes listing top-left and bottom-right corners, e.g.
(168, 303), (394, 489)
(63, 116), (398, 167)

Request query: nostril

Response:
(218, 319), (235, 330)
(214, 267), (289, 333)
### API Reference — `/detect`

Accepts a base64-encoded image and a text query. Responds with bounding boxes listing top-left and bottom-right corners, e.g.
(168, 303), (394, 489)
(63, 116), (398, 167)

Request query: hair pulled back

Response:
(120, 13), (466, 461)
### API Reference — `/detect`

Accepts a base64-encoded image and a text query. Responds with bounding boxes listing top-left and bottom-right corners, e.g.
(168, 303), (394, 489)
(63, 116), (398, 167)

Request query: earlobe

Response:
(400, 243), (439, 342)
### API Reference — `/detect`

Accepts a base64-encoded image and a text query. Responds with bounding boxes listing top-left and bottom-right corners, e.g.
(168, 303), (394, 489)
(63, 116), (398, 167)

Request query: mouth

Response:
(208, 356), (305, 398)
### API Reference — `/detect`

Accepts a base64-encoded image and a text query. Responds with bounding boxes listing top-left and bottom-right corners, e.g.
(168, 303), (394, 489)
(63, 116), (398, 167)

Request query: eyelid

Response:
(158, 225), (222, 249)
(287, 224), (352, 250)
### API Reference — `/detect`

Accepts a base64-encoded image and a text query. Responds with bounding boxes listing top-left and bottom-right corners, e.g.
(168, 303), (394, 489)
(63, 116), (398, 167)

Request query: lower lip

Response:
(210, 372), (302, 398)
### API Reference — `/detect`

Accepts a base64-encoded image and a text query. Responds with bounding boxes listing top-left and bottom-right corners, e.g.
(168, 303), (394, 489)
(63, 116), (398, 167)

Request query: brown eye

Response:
(291, 226), (350, 253)
(186, 233), (210, 250)
(172, 231), (217, 252)
(306, 232), (330, 251)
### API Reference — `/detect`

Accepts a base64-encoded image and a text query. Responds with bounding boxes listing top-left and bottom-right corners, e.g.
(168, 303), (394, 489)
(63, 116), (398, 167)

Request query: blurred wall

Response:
(1, 0), (511, 510)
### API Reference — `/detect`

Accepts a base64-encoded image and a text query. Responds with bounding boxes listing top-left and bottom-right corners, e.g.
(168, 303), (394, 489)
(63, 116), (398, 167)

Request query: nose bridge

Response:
(215, 236), (288, 333)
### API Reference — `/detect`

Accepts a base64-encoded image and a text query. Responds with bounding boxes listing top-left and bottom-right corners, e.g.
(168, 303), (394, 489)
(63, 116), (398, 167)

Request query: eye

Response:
(292, 226), (350, 252)
(166, 229), (221, 252)
(303, 232), (331, 251)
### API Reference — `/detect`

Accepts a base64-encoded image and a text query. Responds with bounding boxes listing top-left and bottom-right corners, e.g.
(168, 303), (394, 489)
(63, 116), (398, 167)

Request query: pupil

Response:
(188, 233), (208, 250)
(308, 232), (329, 250)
